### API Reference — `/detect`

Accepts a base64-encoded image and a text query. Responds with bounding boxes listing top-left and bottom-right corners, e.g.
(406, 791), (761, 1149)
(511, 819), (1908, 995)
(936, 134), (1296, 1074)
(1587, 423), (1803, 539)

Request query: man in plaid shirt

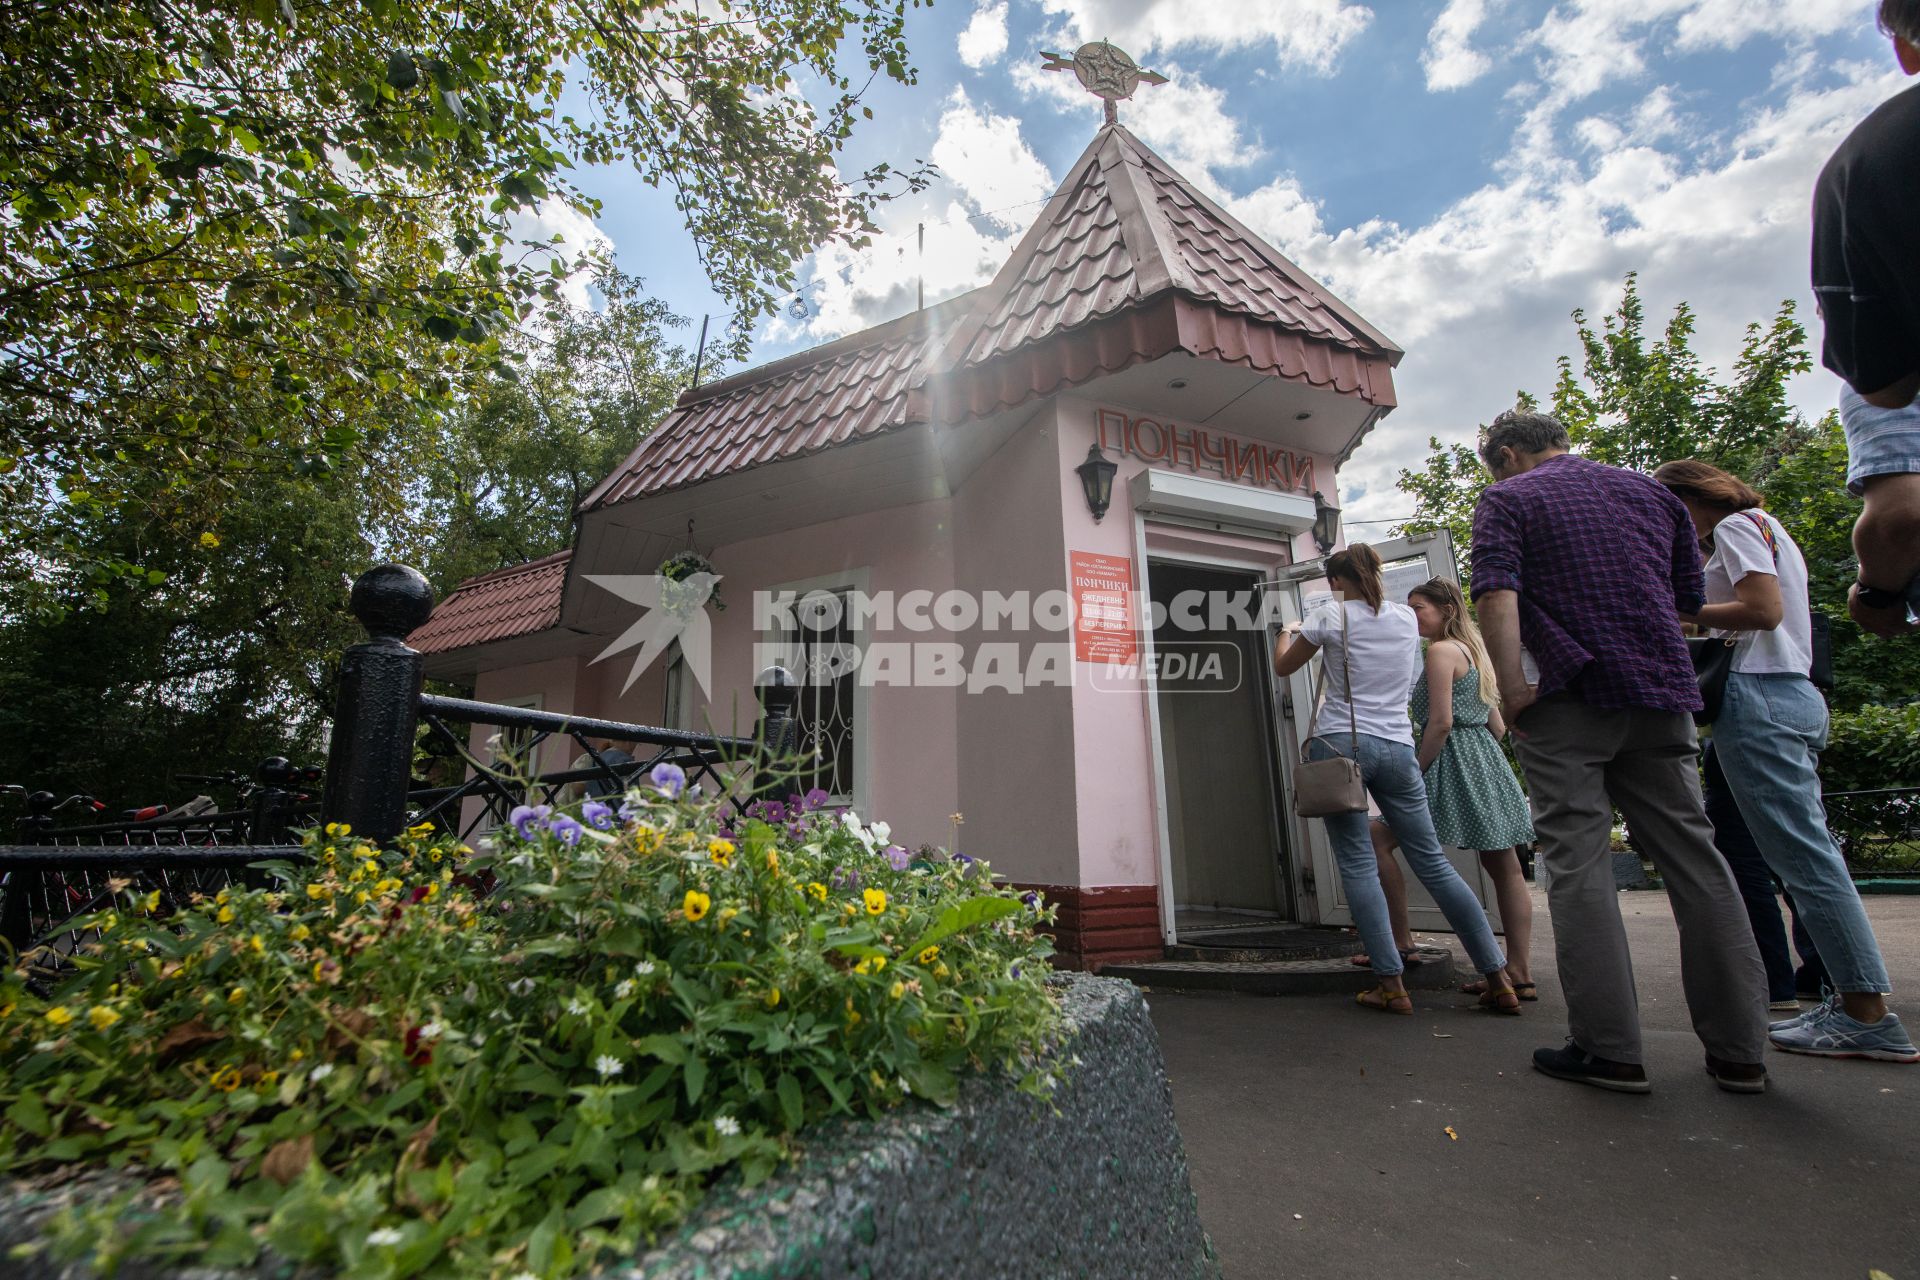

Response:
(1470, 410), (1768, 1095)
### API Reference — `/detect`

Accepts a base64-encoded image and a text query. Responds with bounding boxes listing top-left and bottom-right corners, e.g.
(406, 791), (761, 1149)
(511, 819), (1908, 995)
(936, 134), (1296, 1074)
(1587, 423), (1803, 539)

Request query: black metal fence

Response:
(0, 563), (799, 965)
(1825, 787), (1920, 880)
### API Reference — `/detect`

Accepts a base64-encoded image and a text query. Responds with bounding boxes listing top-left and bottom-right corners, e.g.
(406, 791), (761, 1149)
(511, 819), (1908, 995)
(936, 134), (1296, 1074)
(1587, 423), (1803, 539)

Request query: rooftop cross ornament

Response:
(1039, 40), (1168, 125)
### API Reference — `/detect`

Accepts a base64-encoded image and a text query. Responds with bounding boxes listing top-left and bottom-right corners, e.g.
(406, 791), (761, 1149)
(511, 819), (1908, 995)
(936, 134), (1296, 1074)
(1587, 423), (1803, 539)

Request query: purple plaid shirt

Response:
(1469, 453), (1705, 713)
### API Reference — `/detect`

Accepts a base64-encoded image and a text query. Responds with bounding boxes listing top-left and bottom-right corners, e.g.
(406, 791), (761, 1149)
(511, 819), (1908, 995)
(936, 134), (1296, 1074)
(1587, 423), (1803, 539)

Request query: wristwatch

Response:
(1855, 580), (1907, 609)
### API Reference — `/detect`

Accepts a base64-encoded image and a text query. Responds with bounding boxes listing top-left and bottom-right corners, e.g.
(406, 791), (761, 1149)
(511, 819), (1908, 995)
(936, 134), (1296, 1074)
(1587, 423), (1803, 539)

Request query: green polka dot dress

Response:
(1410, 666), (1534, 851)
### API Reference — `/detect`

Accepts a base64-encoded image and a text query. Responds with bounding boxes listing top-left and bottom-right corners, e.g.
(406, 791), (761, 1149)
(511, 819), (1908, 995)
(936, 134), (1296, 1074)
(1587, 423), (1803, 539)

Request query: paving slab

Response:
(1147, 889), (1920, 1280)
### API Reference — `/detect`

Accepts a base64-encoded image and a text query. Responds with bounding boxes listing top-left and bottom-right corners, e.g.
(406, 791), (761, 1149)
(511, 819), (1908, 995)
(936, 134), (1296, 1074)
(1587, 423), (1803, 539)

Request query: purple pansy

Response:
(786, 821), (808, 840)
(1020, 890), (1039, 910)
(581, 801), (614, 831)
(801, 787), (831, 811)
(510, 804), (552, 841)
(650, 762), (687, 798)
(547, 815), (584, 847)
(829, 865), (861, 891)
(884, 844), (911, 872)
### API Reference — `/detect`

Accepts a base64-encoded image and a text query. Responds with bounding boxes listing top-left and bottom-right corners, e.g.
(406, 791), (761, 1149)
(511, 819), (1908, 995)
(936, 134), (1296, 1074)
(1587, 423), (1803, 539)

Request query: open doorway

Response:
(1147, 559), (1294, 934)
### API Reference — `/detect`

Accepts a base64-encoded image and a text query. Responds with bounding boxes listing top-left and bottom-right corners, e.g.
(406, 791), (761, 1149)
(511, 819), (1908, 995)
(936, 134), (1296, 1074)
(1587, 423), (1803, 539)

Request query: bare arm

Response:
(1476, 589), (1536, 731)
(1687, 571), (1784, 632)
(1414, 644), (1461, 772)
(1272, 625), (1320, 679)
(1851, 473), (1920, 637)
(1487, 702), (1507, 740)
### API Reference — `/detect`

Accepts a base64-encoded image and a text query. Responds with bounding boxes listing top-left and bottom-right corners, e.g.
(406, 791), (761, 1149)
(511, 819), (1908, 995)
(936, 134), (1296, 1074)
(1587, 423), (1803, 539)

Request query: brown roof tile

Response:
(410, 550), (570, 655)
(583, 124), (1399, 512)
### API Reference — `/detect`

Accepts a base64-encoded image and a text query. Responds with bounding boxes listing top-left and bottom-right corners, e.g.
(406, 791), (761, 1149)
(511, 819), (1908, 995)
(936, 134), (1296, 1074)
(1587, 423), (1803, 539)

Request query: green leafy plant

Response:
(0, 775), (1065, 1278)
(1822, 703), (1920, 793)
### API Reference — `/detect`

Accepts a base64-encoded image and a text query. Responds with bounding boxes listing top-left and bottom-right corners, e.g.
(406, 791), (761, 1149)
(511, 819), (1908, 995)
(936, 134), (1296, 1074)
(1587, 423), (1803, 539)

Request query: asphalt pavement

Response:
(1146, 890), (1920, 1280)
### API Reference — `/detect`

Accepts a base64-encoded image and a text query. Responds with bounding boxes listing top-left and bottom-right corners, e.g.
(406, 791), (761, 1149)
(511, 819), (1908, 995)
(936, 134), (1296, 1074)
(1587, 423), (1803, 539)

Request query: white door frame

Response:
(1134, 519), (1296, 945)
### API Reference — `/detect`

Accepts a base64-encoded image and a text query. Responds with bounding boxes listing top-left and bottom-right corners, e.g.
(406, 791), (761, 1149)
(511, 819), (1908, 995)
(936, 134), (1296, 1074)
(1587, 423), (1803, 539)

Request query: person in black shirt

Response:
(1812, 0), (1920, 637)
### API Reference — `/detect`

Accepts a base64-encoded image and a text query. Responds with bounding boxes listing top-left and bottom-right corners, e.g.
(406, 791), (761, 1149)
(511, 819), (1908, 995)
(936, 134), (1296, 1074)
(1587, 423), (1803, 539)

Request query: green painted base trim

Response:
(1853, 877), (1920, 895)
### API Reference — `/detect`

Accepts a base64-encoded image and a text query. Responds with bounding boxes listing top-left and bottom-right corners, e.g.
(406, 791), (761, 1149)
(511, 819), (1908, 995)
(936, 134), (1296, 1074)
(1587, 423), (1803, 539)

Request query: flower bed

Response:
(0, 768), (1065, 1279)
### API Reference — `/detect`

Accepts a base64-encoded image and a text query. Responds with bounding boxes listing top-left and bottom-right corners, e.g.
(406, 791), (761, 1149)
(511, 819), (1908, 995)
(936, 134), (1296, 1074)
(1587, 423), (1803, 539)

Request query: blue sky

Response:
(545, 0), (1909, 524)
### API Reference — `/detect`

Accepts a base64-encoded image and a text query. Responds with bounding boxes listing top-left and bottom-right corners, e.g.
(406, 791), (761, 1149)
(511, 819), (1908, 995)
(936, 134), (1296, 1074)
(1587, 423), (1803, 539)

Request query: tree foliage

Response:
(1395, 274), (1912, 710)
(0, 267), (690, 803)
(0, 0), (927, 602)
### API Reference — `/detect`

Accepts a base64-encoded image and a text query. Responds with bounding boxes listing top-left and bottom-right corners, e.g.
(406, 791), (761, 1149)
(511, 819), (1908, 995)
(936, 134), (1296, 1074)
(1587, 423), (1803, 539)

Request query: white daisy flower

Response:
(713, 1115), (740, 1137)
(309, 1063), (335, 1082)
(566, 998), (588, 1016)
(614, 979), (636, 999)
(507, 978), (536, 996)
(418, 1021), (446, 1040)
(595, 1054), (624, 1078)
(366, 1227), (404, 1247)
(633, 960), (656, 976)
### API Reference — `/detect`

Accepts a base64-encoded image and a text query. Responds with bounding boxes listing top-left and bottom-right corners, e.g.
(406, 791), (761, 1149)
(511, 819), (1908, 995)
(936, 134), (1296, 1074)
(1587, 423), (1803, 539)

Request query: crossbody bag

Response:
(1292, 601), (1367, 818)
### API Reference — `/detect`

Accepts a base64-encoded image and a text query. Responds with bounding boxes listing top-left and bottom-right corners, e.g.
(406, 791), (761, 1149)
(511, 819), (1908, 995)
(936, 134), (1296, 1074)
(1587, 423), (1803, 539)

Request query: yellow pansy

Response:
(306, 883), (328, 900)
(862, 888), (887, 916)
(290, 923), (310, 942)
(215, 889), (231, 905)
(143, 890), (162, 913)
(917, 945), (940, 965)
(889, 981), (905, 1000)
(248, 934), (265, 954)
(216, 906), (235, 924)
(323, 822), (351, 838)
(209, 1065), (241, 1092)
(933, 962), (950, 979)
(683, 890), (712, 922)
(45, 1006), (74, 1028)
(853, 955), (887, 975)
(86, 1005), (119, 1032)
(806, 881), (828, 903)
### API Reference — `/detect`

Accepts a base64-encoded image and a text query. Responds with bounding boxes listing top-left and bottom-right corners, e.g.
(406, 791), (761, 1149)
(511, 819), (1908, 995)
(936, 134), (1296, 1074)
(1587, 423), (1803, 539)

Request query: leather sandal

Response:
(1356, 986), (1414, 1015)
(1476, 985), (1523, 1015)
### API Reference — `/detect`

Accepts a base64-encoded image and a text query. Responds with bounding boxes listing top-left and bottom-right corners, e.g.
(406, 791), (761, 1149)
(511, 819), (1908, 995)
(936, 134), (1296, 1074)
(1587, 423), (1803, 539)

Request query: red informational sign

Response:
(1070, 551), (1137, 664)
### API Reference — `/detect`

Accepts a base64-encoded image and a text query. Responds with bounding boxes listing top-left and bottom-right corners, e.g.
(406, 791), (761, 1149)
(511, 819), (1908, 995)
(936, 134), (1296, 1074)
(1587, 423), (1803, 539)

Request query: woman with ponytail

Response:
(1356, 578), (1537, 1000)
(1274, 544), (1520, 1015)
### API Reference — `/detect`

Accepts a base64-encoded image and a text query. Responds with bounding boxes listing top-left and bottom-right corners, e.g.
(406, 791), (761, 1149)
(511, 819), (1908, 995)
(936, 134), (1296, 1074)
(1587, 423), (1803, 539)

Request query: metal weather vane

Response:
(1039, 40), (1168, 125)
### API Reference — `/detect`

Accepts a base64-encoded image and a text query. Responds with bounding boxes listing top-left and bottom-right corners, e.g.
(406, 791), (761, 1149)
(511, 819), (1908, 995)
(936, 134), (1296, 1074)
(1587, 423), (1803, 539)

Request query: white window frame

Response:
(758, 567), (871, 815)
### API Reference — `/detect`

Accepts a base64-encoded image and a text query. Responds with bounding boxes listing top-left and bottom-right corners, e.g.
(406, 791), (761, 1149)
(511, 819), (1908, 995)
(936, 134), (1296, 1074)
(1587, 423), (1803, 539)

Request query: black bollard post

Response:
(320, 566), (436, 845)
(753, 665), (799, 805)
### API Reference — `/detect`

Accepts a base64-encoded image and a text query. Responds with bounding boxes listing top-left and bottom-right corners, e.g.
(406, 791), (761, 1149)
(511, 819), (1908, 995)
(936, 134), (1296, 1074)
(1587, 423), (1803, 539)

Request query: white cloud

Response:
(767, 91), (1054, 343)
(506, 197), (613, 312)
(958, 1), (1010, 68)
(928, 89), (1055, 220)
(1226, 54), (1906, 528)
(1423, 0), (1496, 91)
(1037, 0), (1370, 71)
(1012, 58), (1261, 185)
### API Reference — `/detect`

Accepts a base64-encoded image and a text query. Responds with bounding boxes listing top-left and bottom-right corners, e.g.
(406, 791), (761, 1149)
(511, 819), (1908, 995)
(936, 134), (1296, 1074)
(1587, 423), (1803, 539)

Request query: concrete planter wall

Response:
(2, 975), (1219, 1280)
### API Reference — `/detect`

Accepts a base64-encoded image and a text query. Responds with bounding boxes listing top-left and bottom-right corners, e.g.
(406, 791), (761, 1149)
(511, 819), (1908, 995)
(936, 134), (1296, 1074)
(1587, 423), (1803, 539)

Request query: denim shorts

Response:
(1839, 384), (1920, 495)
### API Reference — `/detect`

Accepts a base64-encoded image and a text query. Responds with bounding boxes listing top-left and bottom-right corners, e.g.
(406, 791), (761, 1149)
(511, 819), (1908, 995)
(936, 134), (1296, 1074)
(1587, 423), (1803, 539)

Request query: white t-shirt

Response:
(1300, 598), (1422, 746)
(1705, 509), (1812, 676)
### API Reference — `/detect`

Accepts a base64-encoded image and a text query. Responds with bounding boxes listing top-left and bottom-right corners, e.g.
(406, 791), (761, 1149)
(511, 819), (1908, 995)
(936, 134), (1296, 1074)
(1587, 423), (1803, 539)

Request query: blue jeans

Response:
(1714, 672), (1890, 994)
(1309, 732), (1507, 980)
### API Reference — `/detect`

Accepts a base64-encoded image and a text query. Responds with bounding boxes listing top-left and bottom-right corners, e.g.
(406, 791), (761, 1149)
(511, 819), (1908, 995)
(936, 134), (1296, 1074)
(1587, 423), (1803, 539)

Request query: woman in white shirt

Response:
(1656, 460), (1914, 1063)
(1273, 544), (1519, 1016)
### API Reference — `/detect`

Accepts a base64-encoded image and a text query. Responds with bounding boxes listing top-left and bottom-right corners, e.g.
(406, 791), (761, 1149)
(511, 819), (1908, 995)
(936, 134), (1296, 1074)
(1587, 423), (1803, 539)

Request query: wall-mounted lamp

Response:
(1311, 490), (1341, 555)
(1075, 442), (1119, 523)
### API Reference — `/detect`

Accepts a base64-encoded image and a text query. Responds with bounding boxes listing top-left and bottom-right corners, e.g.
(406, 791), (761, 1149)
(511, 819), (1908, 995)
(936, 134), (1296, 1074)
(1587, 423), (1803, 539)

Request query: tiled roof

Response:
(584, 124), (1398, 512)
(580, 298), (969, 511)
(955, 124), (1396, 371)
(409, 550), (570, 655)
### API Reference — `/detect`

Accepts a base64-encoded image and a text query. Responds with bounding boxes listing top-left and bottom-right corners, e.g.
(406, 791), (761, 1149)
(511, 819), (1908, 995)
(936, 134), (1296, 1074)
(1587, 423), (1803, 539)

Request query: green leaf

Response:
(7, 1093), (52, 1137)
(775, 1073), (804, 1130)
(907, 897), (1022, 956)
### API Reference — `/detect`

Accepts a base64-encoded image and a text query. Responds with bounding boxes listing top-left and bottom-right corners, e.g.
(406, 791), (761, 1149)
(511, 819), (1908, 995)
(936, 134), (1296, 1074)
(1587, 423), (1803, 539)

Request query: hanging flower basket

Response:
(658, 549), (725, 616)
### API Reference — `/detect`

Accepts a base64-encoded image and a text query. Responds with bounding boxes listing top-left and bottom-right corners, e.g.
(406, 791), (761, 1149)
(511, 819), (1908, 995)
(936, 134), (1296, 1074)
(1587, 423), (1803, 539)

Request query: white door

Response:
(1264, 531), (1502, 932)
